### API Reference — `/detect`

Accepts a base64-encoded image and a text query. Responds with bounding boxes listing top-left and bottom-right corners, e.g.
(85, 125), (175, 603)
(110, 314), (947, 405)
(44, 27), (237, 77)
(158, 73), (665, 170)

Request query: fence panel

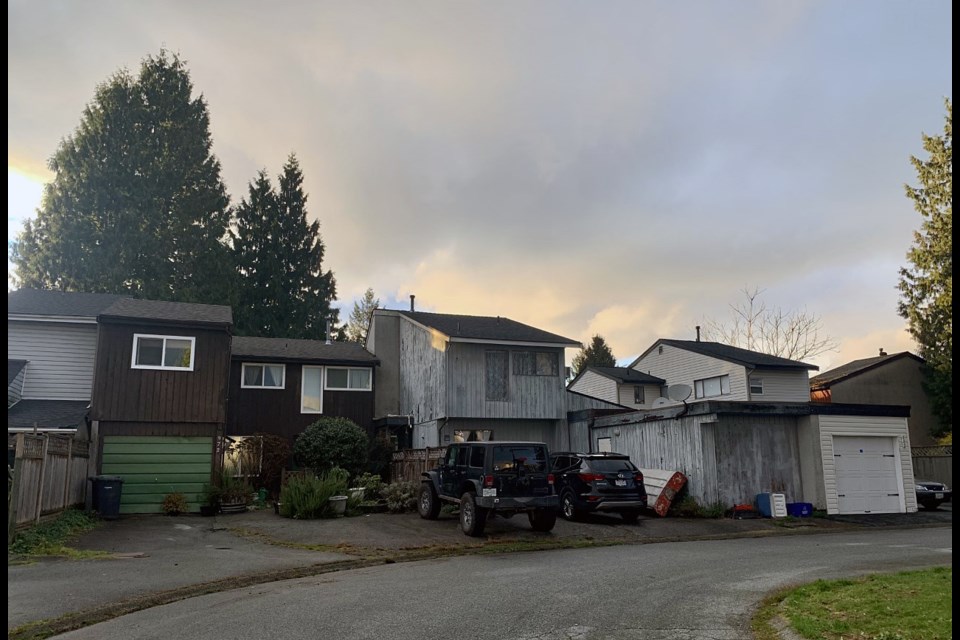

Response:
(911, 445), (952, 487)
(390, 447), (447, 482)
(8, 434), (91, 534)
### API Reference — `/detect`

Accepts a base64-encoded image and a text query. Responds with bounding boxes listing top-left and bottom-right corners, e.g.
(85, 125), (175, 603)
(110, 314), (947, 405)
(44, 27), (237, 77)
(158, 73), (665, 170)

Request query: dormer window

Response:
(132, 334), (195, 371)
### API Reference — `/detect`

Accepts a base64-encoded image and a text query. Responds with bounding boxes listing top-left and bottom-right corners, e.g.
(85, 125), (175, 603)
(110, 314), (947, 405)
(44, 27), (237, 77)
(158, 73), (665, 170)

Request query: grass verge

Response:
(752, 567), (952, 640)
(8, 509), (108, 559)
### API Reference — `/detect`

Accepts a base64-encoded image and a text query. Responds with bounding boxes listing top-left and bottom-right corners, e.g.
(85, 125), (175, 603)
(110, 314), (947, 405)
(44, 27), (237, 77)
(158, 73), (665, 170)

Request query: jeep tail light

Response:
(579, 473), (606, 483)
(483, 475), (494, 488)
(634, 472), (644, 484)
(547, 473), (555, 485)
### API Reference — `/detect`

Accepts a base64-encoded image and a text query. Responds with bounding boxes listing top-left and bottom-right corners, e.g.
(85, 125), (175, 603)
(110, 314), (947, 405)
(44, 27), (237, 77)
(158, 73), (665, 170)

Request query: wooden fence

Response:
(911, 445), (952, 487)
(8, 433), (90, 541)
(390, 447), (447, 482)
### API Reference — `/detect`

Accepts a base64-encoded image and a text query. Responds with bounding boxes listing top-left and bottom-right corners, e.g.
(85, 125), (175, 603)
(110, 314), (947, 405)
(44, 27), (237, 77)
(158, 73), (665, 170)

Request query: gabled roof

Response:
(99, 298), (233, 327)
(232, 336), (379, 364)
(588, 366), (665, 385)
(8, 360), (28, 386)
(7, 399), (89, 429)
(631, 339), (818, 371)
(396, 310), (581, 347)
(810, 352), (924, 390)
(8, 288), (127, 319)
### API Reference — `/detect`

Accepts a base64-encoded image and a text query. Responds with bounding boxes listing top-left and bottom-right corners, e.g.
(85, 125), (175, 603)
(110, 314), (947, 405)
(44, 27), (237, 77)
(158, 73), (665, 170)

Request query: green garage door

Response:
(101, 436), (214, 514)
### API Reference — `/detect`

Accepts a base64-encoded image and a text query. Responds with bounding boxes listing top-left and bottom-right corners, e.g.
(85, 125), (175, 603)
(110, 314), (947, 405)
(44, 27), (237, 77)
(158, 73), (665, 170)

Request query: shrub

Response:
(293, 417), (369, 478)
(161, 492), (189, 515)
(380, 480), (418, 513)
(352, 472), (384, 500)
(279, 467), (349, 519)
(366, 435), (395, 478)
(9, 508), (100, 555)
(668, 495), (727, 518)
(219, 467), (253, 503)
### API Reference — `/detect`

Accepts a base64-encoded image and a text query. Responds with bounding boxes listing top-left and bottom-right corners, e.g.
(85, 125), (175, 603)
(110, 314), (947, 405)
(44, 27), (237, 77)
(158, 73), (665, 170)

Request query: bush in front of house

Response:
(279, 467), (350, 519)
(236, 433), (292, 497)
(380, 480), (419, 513)
(293, 417), (369, 478)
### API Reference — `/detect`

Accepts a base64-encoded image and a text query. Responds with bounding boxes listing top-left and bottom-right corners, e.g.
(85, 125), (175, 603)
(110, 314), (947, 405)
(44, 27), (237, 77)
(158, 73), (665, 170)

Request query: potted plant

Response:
(218, 469), (251, 514)
(161, 492), (188, 516)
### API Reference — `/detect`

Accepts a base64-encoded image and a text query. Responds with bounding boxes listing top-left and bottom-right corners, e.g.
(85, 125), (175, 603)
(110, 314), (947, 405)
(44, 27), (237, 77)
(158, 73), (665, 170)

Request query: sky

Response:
(7, 1), (953, 372)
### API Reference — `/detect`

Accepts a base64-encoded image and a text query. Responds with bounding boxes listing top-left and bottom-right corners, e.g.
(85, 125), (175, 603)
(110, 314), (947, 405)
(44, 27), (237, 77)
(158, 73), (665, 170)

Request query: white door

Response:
(833, 436), (903, 514)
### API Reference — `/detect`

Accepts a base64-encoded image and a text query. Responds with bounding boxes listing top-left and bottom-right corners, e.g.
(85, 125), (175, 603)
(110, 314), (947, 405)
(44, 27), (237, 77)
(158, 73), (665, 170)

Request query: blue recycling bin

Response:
(92, 475), (124, 520)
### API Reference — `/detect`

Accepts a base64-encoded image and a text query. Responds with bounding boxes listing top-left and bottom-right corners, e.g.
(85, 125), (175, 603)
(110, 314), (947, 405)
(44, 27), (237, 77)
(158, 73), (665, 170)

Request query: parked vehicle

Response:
(549, 451), (647, 523)
(418, 441), (559, 536)
(915, 479), (951, 510)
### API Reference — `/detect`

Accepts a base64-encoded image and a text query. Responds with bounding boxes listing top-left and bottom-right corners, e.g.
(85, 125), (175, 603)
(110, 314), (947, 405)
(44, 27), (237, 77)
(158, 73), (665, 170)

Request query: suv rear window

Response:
(585, 458), (636, 473)
(493, 446), (547, 473)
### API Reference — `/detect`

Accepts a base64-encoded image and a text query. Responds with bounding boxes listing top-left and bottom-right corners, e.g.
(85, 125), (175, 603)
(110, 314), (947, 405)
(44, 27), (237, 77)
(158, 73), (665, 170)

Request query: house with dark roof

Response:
(226, 336), (379, 443)
(811, 350), (938, 447)
(367, 306), (583, 448)
(567, 366), (665, 410)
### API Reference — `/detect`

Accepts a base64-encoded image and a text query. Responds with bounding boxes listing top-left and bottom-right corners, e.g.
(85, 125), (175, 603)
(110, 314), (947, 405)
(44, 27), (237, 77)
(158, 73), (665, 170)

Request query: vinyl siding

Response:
(617, 383), (661, 409)
(748, 369), (810, 402)
(633, 343), (748, 400)
(568, 370), (617, 403)
(399, 318), (447, 424)
(8, 321), (98, 400)
(816, 414), (916, 515)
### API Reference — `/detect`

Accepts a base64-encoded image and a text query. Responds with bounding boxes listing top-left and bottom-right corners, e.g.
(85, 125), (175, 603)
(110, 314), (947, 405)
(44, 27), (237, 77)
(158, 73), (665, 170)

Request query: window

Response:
(445, 445), (468, 467)
(485, 351), (509, 401)
(750, 377), (764, 396)
(241, 363), (285, 389)
(324, 367), (372, 391)
(492, 445), (546, 473)
(454, 429), (493, 443)
(301, 366), (323, 413)
(132, 334), (195, 370)
(694, 375), (731, 399)
(469, 446), (486, 468)
(512, 351), (560, 376)
(633, 386), (645, 404)
(597, 437), (612, 453)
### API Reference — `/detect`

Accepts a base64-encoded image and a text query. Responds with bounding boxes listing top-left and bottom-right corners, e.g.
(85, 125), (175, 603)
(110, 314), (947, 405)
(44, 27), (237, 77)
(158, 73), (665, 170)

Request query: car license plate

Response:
(935, 492), (944, 499)
(615, 480), (627, 487)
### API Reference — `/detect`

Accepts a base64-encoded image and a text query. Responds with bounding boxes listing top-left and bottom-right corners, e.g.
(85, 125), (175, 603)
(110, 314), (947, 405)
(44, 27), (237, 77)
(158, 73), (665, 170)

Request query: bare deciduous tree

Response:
(701, 287), (838, 362)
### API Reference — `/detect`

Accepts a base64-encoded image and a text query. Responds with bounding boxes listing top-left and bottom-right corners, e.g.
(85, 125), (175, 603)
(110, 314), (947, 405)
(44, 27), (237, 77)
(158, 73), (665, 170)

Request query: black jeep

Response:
(418, 441), (559, 536)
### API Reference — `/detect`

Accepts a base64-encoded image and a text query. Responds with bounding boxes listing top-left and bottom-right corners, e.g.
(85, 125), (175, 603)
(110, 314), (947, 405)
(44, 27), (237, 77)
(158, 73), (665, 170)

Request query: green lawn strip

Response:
(753, 567), (952, 640)
(8, 509), (109, 560)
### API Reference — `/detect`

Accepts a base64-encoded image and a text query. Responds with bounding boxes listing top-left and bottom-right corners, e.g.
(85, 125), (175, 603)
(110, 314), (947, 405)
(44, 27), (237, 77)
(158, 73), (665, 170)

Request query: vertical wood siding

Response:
(442, 418), (562, 450)
(8, 321), (98, 400)
(9, 434), (90, 525)
(569, 371), (617, 403)
(748, 370), (811, 402)
(632, 344), (748, 400)
(816, 415), (917, 514)
(710, 415), (802, 506)
(90, 322), (230, 424)
(399, 320), (447, 423)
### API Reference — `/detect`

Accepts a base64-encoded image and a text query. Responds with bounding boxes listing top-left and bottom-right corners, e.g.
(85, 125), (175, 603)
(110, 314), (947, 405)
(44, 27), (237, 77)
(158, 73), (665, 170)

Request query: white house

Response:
(567, 366), (665, 410)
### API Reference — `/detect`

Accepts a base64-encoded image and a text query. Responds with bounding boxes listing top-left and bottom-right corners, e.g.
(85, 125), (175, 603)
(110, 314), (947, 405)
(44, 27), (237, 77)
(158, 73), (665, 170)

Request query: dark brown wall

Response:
(90, 322), (231, 424)
(226, 361), (374, 442)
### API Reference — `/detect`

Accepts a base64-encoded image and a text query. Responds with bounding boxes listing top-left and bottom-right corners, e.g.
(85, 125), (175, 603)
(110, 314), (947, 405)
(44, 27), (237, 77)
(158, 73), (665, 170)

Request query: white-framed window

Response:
(301, 366), (324, 413)
(131, 334), (195, 371)
(633, 386), (644, 404)
(241, 363), (286, 389)
(597, 437), (612, 453)
(694, 374), (731, 399)
(324, 367), (372, 391)
(750, 377), (763, 396)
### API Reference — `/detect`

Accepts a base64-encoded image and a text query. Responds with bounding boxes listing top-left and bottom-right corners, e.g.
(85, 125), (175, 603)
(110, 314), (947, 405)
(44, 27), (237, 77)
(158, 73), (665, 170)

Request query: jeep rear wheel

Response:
(528, 508), (557, 532)
(418, 483), (441, 520)
(460, 491), (487, 537)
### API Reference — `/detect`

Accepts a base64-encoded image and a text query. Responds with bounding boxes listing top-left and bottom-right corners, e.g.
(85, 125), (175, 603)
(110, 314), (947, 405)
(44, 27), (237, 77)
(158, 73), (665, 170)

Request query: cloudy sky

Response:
(7, 1), (952, 371)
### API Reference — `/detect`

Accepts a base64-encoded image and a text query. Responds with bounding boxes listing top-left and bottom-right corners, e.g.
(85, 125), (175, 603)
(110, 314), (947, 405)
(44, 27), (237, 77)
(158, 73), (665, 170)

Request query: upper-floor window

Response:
(325, 367), (372, 391)
(633, 386), (644, 404)
(512, 351), (560, 376)
(486, 351), (509, 401)
(242, 363), (285, 389)
(750, 377), (764, 396)
(694, 375), (730, 399)
(132, 334), (195, 371)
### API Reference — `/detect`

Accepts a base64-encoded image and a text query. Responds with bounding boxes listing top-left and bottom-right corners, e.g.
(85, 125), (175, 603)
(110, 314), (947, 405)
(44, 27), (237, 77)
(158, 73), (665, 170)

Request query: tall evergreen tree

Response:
(10, 50), (234, 304)
(231, 154), (338, 339)
(572, 335), (617, 376)
(898, 99), (952, 438)
(345, 288), (380, 344)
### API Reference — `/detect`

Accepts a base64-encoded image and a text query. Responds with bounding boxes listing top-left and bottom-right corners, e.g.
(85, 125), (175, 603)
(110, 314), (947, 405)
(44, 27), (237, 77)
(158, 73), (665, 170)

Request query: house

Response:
(810, 350), (939, 447)
(89, 297), (233, 514)
(567, 366), (665, 410)
(8, 289), (125, 434)
(629, 338), (818, 403)
(367, 307), (582, 449)
(226, 336), (379, 443)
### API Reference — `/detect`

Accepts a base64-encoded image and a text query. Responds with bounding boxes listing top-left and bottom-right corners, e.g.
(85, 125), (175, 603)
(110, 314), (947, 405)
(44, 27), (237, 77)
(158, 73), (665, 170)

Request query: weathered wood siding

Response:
(8, 434), (90, 527)
(748, 370), (810, 402)
(632, 343), (748, 400)
(90, 322), (231, 424)
(442, 418), (562, 450)
(568, 370), (617, 403)
(399, 319), (447, 423)
(226, 361), (375, 441)
(8, 321), (98, 400)
(816, 414), (917, 514)
(446, 343), (567, 419)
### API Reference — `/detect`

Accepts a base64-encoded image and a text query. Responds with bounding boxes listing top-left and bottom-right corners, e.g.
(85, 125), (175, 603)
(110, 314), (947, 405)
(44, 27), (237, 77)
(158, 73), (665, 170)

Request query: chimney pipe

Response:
(410, 294), (415, 312)
(695, 325), (701, 342)
(879, 347), (887, 356)
(325, 319), (332, 345)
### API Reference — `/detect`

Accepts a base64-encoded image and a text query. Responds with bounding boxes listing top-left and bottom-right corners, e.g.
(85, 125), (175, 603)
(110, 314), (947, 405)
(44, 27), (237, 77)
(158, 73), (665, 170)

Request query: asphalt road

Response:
(55, 527), (951, 640)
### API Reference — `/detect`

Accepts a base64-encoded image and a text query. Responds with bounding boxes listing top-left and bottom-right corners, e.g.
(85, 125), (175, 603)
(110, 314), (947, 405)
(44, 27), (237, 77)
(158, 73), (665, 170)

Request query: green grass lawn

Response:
(8, 508), (105, 558)
(754, 567), (952, 640)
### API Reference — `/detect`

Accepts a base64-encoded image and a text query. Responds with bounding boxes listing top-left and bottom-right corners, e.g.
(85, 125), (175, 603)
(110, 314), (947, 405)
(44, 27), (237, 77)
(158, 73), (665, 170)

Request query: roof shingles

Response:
(232, 336), (378, 364)
(99, 298), (233, 326)
(397, 311), (580, 346)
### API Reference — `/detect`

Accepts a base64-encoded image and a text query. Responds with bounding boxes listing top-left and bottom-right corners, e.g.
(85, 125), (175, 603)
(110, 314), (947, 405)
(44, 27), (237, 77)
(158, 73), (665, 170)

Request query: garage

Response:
(100, 436), (214, 514)
(833, 435), (903, 514)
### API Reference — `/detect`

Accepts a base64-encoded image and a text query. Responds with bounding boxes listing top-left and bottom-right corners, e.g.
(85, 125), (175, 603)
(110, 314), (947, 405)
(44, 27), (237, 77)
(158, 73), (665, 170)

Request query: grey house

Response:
(367, 308), (582, 448)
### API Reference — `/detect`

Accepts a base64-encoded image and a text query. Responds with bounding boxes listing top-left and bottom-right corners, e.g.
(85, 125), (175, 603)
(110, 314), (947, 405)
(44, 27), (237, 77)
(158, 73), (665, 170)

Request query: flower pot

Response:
(329, 495), (348, 516)
(349, 487), (365, 500)
(220, 498), (248, 514)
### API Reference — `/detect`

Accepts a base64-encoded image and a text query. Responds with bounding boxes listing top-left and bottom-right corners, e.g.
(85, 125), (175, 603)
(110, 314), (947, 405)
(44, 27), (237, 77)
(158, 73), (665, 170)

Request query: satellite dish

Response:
(667, 384), (692, 402)
(651, 397), (674, 409)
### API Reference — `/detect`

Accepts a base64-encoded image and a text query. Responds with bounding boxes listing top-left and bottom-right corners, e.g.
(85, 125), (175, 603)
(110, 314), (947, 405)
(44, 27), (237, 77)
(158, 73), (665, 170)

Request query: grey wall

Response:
(442, 418), (562, 451)
(399, 319), (447, 424)
(8, 320), (98, 400)
(369, 312), (401, 418)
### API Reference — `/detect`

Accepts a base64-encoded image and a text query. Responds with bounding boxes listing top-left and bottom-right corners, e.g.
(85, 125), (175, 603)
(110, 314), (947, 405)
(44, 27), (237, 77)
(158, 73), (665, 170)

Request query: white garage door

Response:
(833, 436), (903, 514)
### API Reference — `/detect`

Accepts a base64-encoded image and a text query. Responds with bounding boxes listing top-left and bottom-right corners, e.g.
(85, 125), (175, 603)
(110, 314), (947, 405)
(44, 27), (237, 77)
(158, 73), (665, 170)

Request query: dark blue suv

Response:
(549, 452), (647, 523)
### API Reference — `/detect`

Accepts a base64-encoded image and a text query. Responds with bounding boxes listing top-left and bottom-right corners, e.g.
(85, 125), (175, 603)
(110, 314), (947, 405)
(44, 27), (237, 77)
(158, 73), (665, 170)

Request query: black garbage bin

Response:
(92, 475), (124, 520)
